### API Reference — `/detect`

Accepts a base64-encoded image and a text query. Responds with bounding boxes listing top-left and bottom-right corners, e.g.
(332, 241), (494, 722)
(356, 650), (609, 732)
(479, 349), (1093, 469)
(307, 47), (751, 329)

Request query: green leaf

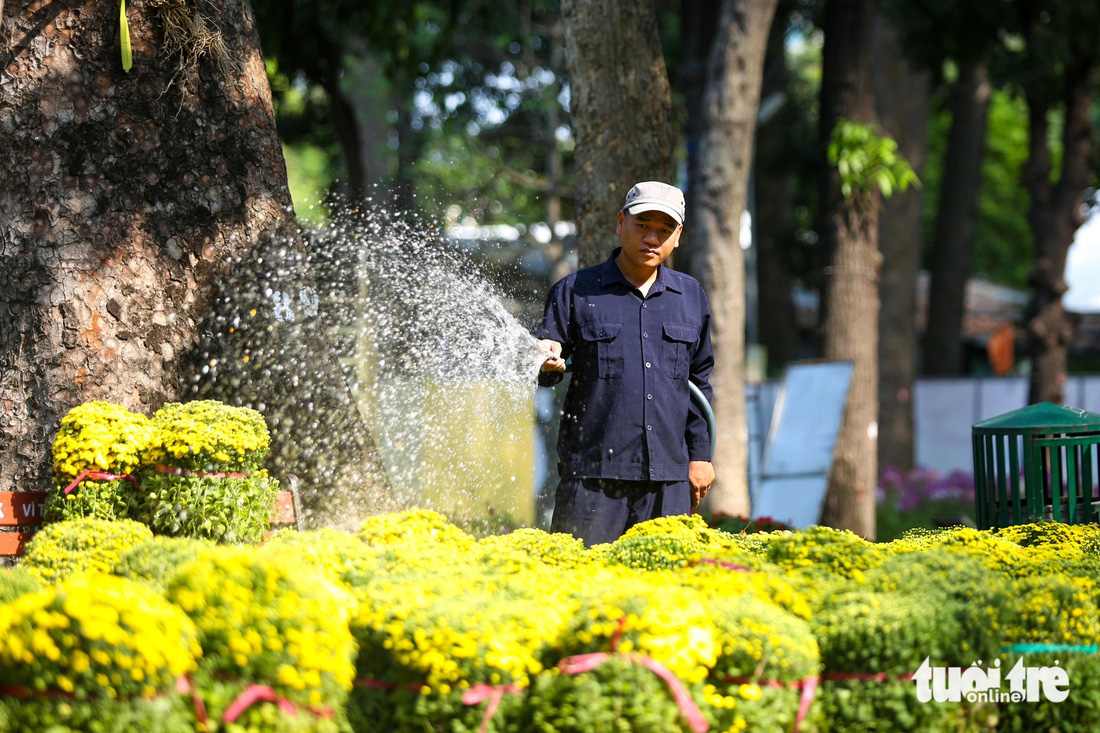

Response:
(120, 0), (132, 73)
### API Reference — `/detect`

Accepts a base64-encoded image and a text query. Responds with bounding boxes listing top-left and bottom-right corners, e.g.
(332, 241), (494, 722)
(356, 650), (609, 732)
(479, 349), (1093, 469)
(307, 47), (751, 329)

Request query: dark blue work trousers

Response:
(550, 477), (691, 547)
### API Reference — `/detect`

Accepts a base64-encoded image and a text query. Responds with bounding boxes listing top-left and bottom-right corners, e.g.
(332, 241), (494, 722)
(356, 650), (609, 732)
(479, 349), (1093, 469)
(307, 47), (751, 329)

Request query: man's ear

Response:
(616, 209), (625, 234)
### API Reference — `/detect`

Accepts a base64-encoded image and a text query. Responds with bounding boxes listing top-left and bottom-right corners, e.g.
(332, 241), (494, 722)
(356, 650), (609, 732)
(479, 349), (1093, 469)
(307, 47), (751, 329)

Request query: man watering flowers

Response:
(535, 181), (715, 546)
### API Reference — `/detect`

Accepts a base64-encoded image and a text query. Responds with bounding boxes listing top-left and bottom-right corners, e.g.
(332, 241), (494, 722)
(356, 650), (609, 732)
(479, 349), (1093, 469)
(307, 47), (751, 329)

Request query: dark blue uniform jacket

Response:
(535, 248), (714, 481)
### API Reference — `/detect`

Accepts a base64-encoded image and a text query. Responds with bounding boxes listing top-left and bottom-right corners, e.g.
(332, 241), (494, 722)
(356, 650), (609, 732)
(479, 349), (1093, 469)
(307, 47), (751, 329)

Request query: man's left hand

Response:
(688, 461), (715, 509)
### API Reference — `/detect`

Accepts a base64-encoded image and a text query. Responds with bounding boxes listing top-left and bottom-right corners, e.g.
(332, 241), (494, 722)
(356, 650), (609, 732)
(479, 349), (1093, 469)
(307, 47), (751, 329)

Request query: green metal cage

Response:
(972, 402), (1100, 530)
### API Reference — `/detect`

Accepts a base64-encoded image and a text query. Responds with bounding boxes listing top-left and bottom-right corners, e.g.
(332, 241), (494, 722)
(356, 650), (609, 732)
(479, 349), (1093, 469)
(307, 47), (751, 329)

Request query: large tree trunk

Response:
(0, 0), (396, 528)
(922, 61), (993, 375)
(1023, 55), (1095, 405)
(818, 0), (879, 539)
(689, 0), (778, 516)
(561, 0), (675, 268)
(872, 12), (929, 475)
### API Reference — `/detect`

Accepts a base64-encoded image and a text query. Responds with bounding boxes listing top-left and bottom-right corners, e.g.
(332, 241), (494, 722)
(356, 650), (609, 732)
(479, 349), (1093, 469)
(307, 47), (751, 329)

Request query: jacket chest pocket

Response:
(662, 323), (696, 379)
(580, 321), (624, 378)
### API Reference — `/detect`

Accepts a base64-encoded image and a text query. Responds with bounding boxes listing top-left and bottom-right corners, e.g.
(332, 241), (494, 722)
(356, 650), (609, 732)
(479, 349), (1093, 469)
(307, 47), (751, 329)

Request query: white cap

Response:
(622, 181), (686, 226)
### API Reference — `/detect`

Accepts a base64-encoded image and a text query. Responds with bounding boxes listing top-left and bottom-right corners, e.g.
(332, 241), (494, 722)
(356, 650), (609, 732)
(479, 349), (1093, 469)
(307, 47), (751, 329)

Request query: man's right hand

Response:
(538, 339), (566, 372)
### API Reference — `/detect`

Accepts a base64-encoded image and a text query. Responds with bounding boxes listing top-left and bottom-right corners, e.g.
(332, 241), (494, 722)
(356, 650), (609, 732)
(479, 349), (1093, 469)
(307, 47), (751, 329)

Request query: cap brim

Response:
(625, 201), (684, 226)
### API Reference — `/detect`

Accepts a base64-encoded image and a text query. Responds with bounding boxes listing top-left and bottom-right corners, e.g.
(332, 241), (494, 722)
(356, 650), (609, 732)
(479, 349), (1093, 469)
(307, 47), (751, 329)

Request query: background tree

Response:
(922, 59), (994, 375)
(561, 0), (676, 267)
(816, 0), (882, 538)
(0, 0), (396, 526)
(872, 12), (929, 475)
(880, 0), (1014, 378)
(1014, 0), (1099, 405)
(685, 0), (779, 516)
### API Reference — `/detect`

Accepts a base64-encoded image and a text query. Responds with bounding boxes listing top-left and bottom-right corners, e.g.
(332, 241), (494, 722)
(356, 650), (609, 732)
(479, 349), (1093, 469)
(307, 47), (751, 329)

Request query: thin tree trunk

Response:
(754, 6), (799, 372)
(561, 0), (675, 268)
(818, 0), (879, 539)
(690, 0), (779, 517)
(872, 12), (929, 474)
(0, 0), (396, 527)
(1024, 56), (1095, 405)
(679, 0), (720, 280)
(923, 60), (993, 375)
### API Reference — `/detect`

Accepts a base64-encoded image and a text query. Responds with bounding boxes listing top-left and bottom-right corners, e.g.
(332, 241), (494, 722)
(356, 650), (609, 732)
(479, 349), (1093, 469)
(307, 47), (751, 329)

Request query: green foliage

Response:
(920, 89), (1032, 288)
(864, 550), (1013, 664)
(0, 694), (195, 733)
(131, 471), (279, 543)
(998, 652), (1100, 731)
(828, 119), (920, 199)
(190, 672), (348, 733)
(813, 588), (954, 675)
(513, 656), (700, 733)
(43, 477), (135, 525)
(283, 142), (337, 225)
(0, 567), (42, 605)
(348, 683), (516, 733)
(815, 677), (965, 732)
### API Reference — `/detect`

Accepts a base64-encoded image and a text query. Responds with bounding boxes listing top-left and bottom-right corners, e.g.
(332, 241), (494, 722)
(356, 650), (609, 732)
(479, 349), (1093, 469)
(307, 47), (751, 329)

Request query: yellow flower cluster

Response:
(261, 528), (385, 589)
(147, 400), (270, 472)
(899, 526), (1025, 572)
(50, 402), (156, 485)
(476, 528), (591, 570)
(112, 535), (216, 590)
(0, 574), (199, 699)
(1004, 574), (1100, 646)
(358, 508), (476, 553)
(559, 573), (719, 685)
(995, 520), (1100, 549)
(164, 546), (356, 709)
(22, 518), (153, 585)
(704, 594), (820, 685)
(11, 510), (1100, 730)
(353, 562), (574, 690)
(764, 524), (886, 579)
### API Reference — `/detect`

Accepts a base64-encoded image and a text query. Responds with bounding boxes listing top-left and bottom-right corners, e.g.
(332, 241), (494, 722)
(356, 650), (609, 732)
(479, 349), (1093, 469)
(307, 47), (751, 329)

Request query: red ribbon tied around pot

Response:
(462, 682), (523, 733)
(557, 652), (709, 733)
(63, 469), (138, 495)
(222, 684), (334, 723)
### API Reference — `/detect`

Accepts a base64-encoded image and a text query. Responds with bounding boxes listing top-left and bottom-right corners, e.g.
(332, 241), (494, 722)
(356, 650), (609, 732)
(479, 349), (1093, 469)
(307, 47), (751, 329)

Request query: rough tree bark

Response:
(0, 0), (396, 528)
(561, 0), (675, 268)
(1022, 55), (1095, 405)
(872, 12), (929, 474)
(818, 0), (880, 538)
(922, 61), (992, 376)
(688, 0), (778, 516)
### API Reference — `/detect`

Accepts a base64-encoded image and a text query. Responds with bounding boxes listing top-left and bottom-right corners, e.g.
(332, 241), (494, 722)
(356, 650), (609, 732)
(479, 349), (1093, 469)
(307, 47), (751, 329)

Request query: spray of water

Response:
(304, 201), (550, 526)
(184, 195), (553, 529)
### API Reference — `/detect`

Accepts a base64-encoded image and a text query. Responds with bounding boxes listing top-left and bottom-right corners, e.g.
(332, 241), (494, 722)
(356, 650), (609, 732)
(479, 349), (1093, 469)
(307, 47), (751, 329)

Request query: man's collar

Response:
(600, 248), (683, 294)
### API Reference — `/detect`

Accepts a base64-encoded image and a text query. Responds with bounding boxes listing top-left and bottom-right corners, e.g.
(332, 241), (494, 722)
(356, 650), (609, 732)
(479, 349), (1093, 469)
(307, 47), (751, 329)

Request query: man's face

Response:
(616, 209), (682, 270)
